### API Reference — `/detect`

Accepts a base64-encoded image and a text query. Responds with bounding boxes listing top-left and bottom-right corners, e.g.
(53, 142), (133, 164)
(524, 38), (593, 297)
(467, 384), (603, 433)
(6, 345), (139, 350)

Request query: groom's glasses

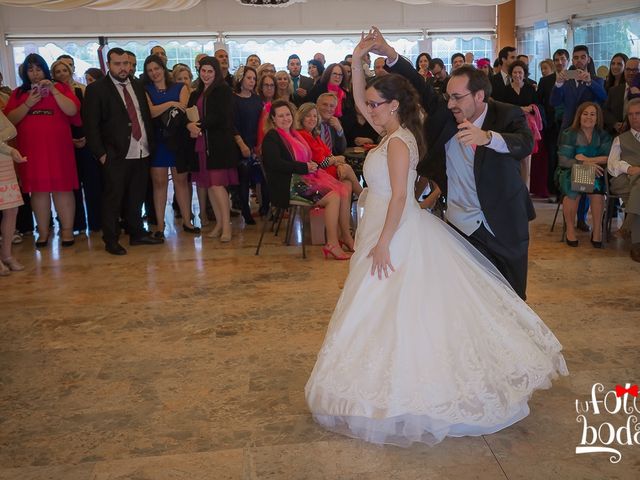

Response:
(442, 92), (472, 103)
(365, 100), (391, 109)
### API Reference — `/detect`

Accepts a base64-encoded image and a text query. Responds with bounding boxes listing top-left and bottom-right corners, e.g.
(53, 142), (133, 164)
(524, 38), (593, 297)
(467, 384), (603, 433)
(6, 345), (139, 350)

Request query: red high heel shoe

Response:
(322, 244), (351, 260)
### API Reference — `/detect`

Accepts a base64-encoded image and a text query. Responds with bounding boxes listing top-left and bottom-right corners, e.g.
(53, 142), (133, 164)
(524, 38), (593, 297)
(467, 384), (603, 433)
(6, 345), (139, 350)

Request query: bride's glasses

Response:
(365, 100), (391, 109)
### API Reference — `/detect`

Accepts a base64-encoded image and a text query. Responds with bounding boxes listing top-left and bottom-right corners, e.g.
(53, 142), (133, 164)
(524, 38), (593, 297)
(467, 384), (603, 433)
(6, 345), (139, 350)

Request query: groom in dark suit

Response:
(83, 47), (163, 255)
(370, 30), (534, 299)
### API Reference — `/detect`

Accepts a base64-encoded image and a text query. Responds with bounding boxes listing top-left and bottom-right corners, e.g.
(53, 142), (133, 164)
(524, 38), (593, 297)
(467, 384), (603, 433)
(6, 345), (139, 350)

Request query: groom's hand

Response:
(370, 26), (397, 60)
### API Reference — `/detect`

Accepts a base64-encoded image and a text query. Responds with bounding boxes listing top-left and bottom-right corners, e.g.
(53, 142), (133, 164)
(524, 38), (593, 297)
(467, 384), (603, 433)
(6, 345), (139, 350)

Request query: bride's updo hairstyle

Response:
(366, 74), (426, 162)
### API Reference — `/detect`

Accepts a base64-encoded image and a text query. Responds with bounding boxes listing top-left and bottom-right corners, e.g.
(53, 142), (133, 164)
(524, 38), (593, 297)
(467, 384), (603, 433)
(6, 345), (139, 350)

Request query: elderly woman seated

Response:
(295, 102), (363, 198)
(261, 100), (355, 258)
(556, 102), (612, 248)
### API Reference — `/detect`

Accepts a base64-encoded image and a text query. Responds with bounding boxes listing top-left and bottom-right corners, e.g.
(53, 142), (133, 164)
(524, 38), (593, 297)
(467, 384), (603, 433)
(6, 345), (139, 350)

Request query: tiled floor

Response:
(1, 200), (639, 479)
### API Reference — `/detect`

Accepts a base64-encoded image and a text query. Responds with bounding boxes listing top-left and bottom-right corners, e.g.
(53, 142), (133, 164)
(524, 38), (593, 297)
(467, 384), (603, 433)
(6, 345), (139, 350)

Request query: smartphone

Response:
(565, 70), (579, 80)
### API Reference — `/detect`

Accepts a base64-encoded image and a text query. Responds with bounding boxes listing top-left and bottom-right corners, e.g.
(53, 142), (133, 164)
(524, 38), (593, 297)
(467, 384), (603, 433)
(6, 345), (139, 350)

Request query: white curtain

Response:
(0, 0), (202, 11)
(396, 0), (507, 4)
(0, 0), (509, 11)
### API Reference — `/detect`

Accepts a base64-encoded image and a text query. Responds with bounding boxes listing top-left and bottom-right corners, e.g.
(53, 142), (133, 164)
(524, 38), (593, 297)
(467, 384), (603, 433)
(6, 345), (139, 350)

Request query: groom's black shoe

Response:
(130, 233), (164, 246)
(105, 242), (127, 255)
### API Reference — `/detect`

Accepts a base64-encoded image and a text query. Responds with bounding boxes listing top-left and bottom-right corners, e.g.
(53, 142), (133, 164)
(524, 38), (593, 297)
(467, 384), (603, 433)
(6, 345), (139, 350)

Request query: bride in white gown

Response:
(305, 33), (569, 447)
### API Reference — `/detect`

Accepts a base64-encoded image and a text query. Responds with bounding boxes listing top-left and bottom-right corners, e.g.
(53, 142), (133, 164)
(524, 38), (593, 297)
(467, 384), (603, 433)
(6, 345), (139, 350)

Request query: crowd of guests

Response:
(0, 40), (639, 273)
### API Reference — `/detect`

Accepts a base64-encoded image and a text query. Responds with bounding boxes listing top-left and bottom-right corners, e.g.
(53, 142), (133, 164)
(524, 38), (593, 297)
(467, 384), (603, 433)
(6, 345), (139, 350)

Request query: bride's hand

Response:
(353, 29), (377, 59)
(368, 241), (395, 279)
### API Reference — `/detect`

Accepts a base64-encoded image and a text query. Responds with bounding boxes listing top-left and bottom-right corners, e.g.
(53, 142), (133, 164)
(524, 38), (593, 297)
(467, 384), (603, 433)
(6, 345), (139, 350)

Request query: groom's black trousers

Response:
(450, 223), (528, 301)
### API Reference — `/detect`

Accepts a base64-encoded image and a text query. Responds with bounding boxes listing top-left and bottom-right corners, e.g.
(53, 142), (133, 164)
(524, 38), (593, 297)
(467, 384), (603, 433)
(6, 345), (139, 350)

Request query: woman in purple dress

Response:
(186, 56), (239, 243)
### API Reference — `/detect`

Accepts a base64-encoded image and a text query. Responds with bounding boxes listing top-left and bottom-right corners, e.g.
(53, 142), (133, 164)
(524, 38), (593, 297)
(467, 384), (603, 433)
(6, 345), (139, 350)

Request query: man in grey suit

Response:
(604, 57), (639, 135)
(288, 54), (314, 106)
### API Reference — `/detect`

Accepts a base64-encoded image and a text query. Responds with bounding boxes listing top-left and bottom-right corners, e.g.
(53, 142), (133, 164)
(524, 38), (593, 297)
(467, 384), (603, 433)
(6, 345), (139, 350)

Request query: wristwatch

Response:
(485, 130), (493, 145)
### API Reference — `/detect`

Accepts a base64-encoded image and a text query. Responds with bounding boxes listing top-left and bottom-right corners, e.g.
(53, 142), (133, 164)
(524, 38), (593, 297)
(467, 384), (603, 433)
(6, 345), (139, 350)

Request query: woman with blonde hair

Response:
(274, 70), (293, 102)
(555, 102), (611, 247)
(296, 102), (363, 199)
(172, 64), (194, 90)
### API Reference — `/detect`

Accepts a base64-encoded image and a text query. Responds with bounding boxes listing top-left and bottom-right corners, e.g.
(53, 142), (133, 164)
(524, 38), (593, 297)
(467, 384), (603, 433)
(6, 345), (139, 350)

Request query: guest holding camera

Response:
(4, 53), (80, 248)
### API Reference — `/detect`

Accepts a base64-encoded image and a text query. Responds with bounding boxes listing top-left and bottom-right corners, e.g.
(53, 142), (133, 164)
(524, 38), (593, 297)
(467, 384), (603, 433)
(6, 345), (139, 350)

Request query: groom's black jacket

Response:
(389, 55), (535, 251)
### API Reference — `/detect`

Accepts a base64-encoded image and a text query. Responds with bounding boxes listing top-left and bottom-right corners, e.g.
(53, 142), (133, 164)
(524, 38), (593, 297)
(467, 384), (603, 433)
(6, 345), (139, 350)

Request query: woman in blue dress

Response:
(143, 55), (199, 238)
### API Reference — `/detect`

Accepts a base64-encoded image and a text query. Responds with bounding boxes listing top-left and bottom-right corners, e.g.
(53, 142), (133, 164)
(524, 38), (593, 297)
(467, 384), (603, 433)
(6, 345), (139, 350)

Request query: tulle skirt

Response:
(305, 190), (568, 446)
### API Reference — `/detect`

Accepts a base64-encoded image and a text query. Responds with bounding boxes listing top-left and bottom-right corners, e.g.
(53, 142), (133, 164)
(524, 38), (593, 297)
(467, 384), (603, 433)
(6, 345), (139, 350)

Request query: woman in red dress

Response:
(4, 53), (80, 247)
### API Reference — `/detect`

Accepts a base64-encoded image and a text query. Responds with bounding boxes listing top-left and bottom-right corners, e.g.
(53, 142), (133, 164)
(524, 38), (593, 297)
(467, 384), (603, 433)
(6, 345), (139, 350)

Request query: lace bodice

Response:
(362, 126), (419, 199)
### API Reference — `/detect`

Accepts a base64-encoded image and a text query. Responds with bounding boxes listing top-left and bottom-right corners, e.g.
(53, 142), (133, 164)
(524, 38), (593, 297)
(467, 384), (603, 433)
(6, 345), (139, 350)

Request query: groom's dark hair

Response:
(450, 65), (492, 102)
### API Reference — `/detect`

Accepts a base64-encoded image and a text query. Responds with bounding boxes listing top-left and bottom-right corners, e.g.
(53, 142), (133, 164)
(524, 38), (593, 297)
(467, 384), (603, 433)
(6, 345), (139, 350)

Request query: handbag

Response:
(571, 163), (596, 193)
(289, 174), (318, 205)
(157, 106), (186, 139)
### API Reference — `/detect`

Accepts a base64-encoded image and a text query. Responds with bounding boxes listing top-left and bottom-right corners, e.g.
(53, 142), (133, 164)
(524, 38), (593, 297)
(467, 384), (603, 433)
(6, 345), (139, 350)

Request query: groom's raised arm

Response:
(372, 30), (442, 117)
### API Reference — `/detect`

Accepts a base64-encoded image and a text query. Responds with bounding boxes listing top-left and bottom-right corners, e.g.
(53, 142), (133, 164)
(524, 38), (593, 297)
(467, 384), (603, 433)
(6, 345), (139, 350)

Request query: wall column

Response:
(496, 0), (516, 54)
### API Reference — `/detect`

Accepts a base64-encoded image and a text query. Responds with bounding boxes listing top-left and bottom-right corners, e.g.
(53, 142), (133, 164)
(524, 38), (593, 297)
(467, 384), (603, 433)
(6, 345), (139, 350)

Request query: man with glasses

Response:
(371, 28), (534, 300)
(604, 57), (639, 135)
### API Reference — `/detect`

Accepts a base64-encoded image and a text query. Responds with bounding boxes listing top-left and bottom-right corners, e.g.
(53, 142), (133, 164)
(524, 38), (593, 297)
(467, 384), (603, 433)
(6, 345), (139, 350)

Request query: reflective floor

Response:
(1, 199), (639, 480)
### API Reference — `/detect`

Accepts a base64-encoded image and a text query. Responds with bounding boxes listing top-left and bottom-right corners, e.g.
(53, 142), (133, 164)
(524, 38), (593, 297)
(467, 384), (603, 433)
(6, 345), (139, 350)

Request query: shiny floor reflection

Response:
(1, 200), (639, 480)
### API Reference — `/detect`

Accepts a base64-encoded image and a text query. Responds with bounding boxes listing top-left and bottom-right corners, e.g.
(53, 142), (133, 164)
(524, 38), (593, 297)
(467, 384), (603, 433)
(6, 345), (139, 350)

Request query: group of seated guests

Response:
(1, 40), (639, 273)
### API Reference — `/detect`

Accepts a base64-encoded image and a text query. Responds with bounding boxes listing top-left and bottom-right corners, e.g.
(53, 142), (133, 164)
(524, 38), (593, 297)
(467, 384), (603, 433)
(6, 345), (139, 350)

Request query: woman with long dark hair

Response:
(415, 52), (432, 80)
(233, 66), (263, 225)
(186, 56), (238, 242)
(143, 54), (198, 238)
(4, 53), (80, 248)
(604, 53), (628, 92)
(307, 63), (350, 117)
(305, 32), (567, 447)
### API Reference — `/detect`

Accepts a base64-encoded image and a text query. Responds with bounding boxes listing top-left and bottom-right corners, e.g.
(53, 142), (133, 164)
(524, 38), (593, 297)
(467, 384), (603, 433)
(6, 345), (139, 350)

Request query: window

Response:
(574, 13), (640, 70)
(431, 36), (493, 71)
(11, 41), (100, 85)
(549, 23), (568, 57)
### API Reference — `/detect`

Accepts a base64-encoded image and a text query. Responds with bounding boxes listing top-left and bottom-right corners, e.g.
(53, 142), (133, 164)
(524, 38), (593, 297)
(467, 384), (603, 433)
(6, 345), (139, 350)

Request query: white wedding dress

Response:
(305, 126), (568, 447)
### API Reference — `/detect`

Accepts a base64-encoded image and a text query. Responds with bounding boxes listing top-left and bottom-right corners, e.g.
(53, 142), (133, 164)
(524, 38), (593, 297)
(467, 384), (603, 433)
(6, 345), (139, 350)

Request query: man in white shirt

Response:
(607, 98), (640, 262)
(83, 47), (163, 255)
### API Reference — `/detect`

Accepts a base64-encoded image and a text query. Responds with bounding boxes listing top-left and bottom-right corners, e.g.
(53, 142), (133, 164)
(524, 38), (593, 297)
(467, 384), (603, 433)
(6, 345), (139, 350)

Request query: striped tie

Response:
(321, 123), (332, 150)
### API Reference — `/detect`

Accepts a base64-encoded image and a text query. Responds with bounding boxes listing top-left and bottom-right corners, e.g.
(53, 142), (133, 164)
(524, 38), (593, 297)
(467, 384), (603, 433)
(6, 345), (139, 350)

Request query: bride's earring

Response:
(391, 108), (397, 115)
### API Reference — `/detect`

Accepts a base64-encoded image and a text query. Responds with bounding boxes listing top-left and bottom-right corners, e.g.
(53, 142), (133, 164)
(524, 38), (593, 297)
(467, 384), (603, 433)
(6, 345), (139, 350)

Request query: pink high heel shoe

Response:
(322, 244), (351, 260)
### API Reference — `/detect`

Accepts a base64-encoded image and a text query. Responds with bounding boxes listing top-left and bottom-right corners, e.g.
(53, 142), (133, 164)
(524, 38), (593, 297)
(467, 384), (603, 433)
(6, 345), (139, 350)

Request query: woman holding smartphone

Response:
(4, 53), (80, 248)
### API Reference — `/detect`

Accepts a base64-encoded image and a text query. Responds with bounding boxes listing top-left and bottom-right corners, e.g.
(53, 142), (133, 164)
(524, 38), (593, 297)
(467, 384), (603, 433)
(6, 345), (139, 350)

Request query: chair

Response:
(603, 174), (624, 245)
(550, 195), (567, 242)
(255, 200), (314, 258)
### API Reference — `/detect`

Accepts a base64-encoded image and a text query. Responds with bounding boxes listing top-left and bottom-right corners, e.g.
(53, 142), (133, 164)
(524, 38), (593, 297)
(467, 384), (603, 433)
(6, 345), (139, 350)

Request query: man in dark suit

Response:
(287, 54), (314, 107)
(604, 57), (639, 135)
(536, 48), (570, 196)
(375, 32), (534, 299)
(426, 58), (449, 95)
(316, 92), (347, 155)
(490, 46), (517, 103)
(83, 47), (163, 255)
(551, 45), (607, 130)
